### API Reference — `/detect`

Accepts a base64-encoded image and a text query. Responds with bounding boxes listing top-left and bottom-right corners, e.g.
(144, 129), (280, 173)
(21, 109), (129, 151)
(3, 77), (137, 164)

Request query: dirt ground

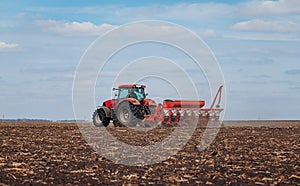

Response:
(0, 121), (299, 185)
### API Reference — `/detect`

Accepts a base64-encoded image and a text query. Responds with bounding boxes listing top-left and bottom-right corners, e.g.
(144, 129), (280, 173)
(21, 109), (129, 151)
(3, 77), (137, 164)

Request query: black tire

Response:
(92, 109), (110, 127)
(116, 102), (141, 127)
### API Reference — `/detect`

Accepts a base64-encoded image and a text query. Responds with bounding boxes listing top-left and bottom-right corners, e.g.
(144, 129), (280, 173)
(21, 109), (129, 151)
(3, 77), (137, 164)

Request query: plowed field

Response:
(0, 121), (299, 185)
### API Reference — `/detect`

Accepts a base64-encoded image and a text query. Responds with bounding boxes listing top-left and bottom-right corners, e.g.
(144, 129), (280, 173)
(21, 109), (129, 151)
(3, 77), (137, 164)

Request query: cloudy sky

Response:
(0, 0), (299, 120)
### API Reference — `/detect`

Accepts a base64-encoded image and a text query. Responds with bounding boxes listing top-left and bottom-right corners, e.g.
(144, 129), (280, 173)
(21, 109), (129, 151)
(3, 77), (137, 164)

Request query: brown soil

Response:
(0, 121), (299, 185)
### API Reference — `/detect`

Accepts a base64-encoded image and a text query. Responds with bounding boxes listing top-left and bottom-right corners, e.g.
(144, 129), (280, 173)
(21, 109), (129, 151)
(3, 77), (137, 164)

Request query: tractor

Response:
(92, 84), (224, 127)
(92, 84), (157, 127)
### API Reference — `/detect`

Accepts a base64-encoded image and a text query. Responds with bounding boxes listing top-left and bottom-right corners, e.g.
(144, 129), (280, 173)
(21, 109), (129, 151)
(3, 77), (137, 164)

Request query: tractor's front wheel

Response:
(92, 109), (110, 127)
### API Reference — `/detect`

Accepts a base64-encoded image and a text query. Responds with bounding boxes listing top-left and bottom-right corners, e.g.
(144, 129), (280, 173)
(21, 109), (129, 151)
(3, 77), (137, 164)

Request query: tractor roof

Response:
(118, 84), (146, 88)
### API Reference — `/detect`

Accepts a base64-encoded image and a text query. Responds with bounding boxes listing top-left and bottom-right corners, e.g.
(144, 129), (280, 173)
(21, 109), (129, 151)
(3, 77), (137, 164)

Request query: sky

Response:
(0, 0), (300, 120)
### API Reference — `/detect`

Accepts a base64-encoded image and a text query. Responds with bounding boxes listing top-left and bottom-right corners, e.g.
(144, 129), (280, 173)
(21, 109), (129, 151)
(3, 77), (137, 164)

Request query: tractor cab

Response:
(114, 84), (147, 103)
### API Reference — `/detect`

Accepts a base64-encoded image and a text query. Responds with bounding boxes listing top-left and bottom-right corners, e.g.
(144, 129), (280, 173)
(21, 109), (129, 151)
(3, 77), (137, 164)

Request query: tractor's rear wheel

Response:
(116, 102), (140, 127)
(92, 109), (110, 127)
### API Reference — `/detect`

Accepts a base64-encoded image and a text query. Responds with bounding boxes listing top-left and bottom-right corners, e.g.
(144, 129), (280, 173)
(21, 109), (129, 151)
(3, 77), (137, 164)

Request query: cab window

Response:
(118, 88), (129, 100)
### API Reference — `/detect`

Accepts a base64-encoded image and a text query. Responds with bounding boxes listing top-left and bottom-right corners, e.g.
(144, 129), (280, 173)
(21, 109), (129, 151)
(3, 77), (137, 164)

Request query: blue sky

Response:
(0, 0), (300, 120)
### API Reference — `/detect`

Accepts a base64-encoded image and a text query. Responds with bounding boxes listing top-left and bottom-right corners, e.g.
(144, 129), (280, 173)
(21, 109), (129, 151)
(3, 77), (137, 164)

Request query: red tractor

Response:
(92, 84), (157, 127)
(92, 84), (223, 127)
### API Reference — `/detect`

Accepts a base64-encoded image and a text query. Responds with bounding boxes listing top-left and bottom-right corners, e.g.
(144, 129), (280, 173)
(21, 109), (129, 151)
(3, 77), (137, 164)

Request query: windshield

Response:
(118, 88), (129, 100)
(130, 87), (145, 101)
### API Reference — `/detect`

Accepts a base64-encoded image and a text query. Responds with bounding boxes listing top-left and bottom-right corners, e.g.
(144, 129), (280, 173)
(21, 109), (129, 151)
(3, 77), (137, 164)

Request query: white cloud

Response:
(31, 3), (231, 23)
(231, 19), (300, 33)
(26, 3), (232, 21)
(114, 3), (233, 22)
(0, 41), (20, 52)
(238, 0), (300, 16)
(201, 29), (218, 38)
(35, 20), (118, 36)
